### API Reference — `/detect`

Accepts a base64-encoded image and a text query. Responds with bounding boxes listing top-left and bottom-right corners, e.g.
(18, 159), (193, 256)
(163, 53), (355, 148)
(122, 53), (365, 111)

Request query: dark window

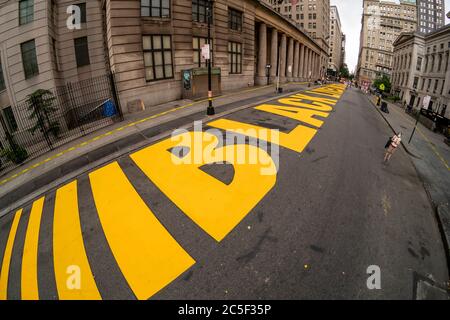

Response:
(3, 107), (18, 132)
(74, 37), (90, 67)
(192, 0), (207, 23)
(416, 57), (422, 71)
(51, 37), (59, 70)
(19, 0), (34, 25)
(193, 36), (212, 67)
(21, 39), (39, 79)
(143, 35), (173, 81)
(228, 8), (242, 31)
(141, 0), (170, 18)
(413, 77), (418, 89)
(73, 3), (86, 23)
(228, 42), (242, 74)
(51, 0), (57, 27)
(0, 58), (5, 91)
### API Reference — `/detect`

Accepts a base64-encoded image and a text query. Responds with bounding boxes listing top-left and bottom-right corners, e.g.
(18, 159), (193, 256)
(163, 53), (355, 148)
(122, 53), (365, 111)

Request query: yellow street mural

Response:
(0, 84), (346, 300)
(53, 182), (101, 300)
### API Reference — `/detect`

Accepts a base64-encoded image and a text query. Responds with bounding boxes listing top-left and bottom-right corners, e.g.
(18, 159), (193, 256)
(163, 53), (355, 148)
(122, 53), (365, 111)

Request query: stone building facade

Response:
(0, 0), (108, 132)
(356, 0), (417, 88)
(416, 0), (446, 34)
(262, 0), (330, 82)
(328, 5), (343, 74)
(392, 25), (450, 119)
(0, 0), (326, 119)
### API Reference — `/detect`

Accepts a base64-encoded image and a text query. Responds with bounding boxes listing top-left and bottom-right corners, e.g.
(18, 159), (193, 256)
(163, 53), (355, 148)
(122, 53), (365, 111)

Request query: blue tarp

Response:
(102, 99), (117, 117)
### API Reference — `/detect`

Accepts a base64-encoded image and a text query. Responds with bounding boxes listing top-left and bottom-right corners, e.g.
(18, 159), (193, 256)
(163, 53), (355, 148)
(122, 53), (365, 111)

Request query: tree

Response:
(339, 65), (350, 79)
(373, 75), (391, 93)
(27, 89), (60, 139)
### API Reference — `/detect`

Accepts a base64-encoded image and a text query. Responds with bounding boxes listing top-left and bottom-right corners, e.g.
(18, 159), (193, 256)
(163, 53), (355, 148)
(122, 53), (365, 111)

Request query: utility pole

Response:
(206, 0), (215, 116)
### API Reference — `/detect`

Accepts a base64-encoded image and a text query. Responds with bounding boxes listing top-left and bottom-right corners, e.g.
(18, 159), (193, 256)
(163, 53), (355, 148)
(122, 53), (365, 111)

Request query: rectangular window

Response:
(192, 0), (207, 23)
(416, 57), (422, 71)
(74, 3), (86, 23)
(413, 77), (418, 89)
(51, 0), (57, 27)
(74, 37), (90, 67)
(228, 42), (242, 74)
(143, 35), (173, 81)
(141, 0), (170, 18)
(228, 8), (242, 32)
(21, 39), (39, 79)
(0, 58), (5, 92)
(3, 107), (18, 133)
(51, 37), (60, 71)
(19, 0), (34, 25)
(193, 36), (212, 67)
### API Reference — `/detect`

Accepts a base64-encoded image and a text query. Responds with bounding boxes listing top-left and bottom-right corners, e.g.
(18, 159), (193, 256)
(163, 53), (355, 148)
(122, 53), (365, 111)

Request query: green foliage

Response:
(339, 65), (350, 79)
(27, 89), (60, 138)
(373, 75), (391, 93)
(1, 143), (28, 164)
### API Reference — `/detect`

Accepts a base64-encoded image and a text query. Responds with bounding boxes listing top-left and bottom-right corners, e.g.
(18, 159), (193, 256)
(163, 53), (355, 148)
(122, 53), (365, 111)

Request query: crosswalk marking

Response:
(0, 209), (22, 300)
(21, 197), (44, 300)
(54, 181), (101, 300)
(89, 162), (195, 300)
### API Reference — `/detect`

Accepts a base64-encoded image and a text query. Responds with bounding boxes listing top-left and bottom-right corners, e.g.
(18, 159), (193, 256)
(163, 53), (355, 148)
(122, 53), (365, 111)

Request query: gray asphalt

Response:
(0, 86), (447, 300)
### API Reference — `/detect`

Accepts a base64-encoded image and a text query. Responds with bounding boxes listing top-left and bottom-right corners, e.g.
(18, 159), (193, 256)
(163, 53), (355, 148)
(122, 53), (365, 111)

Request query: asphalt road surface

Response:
(0, 84), (447, 300)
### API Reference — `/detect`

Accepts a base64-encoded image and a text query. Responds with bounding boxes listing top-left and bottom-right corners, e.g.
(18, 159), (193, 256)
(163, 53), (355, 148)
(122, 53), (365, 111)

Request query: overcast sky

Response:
(331, 0), (450, 73)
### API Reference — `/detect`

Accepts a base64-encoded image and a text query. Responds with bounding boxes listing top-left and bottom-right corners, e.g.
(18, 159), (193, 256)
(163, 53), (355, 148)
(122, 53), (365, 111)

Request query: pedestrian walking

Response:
(384, 133), (402, 163)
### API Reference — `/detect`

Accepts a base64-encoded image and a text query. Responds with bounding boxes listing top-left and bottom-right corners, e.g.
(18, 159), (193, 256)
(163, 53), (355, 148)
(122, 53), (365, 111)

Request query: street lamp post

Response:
(206, 0), (215, 116)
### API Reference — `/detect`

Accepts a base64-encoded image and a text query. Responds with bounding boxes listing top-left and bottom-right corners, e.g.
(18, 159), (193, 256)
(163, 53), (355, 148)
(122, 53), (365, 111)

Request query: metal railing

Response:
(0, 73), (123, 176)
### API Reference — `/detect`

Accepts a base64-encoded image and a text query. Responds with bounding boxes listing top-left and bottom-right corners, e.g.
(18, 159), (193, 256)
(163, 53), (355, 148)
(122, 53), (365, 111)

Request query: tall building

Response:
(416, 0), (446, 34)
(328, 5), (344, 74)
(263, 0), (330, 78)
(391, 25), (450, 119)
(341, 34), (346, 68)
(356, 0), (417, 87)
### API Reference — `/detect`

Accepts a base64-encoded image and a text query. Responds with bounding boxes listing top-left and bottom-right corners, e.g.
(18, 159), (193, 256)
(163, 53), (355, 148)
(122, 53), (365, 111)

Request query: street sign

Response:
(423, 95), (431, 109)
(379, 83), (385, 91)
(201, 44), (210, 60)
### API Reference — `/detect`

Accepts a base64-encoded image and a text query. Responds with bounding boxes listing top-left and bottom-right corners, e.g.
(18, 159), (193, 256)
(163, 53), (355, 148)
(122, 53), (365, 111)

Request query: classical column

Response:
(293, 41), (299, 80)
(307, 49), (312, 80)
(270, 28), (278, 82)
(256, 23), (267, 85)
(314, 54), (319, 79)
(299, 44), (305, 79)
(279, 33), (287, 82)
(287, 37), (294, 81)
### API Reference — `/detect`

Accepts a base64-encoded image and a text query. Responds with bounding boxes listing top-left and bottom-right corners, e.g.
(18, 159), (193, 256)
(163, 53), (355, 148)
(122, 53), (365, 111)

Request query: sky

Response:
(330, 0), (450, 73)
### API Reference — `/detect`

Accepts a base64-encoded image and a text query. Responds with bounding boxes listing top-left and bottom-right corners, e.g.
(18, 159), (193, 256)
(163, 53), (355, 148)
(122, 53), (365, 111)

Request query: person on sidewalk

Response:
(384, 133), (402, 163)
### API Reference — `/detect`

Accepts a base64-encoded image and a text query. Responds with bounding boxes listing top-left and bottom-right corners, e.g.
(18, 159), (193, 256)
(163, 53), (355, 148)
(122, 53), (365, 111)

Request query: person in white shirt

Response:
(384, 133), (402, 163)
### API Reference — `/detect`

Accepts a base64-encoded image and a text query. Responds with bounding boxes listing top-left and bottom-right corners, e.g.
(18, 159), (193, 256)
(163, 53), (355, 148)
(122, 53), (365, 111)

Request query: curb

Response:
(366, 95), (422, 159)
(0, 86), (315, 217)
(437, 204), (450, 275)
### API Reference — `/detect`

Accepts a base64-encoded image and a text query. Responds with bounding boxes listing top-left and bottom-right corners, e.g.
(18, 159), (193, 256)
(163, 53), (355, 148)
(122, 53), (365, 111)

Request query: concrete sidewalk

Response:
(0, 81), (316, 216)
(367, 93), (450, 267)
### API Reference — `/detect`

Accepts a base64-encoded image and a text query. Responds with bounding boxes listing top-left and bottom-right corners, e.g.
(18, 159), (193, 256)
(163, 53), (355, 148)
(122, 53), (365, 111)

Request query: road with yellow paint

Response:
(0, 85), (448, 300)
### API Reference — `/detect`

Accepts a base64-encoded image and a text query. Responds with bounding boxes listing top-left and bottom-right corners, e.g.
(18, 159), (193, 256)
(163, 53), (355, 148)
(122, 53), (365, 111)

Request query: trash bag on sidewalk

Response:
(380, 101), (389, 114)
